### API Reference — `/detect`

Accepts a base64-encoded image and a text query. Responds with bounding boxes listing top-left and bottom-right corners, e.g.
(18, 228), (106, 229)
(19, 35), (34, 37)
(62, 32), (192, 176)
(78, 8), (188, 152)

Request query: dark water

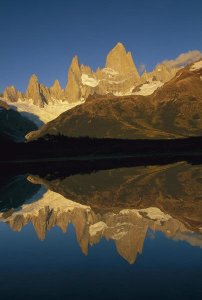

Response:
(0, 161), (202, 300)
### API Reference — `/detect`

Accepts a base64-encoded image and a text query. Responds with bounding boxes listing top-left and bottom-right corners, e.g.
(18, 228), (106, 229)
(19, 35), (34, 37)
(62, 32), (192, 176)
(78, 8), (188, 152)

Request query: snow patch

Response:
(134, 80), (163, 96)
(190, 60), (202, 71)
(81, 74), (99, 87)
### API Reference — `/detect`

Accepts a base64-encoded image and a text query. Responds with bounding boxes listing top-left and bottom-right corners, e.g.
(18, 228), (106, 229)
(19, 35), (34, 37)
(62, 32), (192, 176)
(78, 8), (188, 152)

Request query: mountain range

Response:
(2, 42), (184, 106)
(1, 43), (202, 142)
(26, 60), (202, 141)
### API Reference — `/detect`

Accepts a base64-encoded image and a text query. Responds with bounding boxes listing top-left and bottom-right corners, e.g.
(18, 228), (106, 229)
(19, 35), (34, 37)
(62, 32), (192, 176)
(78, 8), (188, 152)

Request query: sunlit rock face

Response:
(64, 43), (140, 102)
(3, 75), (66, 107)
(1, 162), (202, 264)
(3, 86), (24, 103)
(50, 80), (64, 100)
(64, 56), (82, 103)
(106, 43), (139, 77)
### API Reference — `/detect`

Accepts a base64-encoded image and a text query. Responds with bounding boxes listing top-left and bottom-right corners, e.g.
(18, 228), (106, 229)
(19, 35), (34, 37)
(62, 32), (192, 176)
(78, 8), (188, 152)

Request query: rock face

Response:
(26, 74), (48, 107)
(50, 80), (64, 100)
(146, 63), (179, 82)
(64, 56), (82, 102)
(3, 86), (24, 102)
(64, 44), (141, 102)
(26, 60), (202, 141)
(105, 42), (139, 78)
(4, 75), (66, 108)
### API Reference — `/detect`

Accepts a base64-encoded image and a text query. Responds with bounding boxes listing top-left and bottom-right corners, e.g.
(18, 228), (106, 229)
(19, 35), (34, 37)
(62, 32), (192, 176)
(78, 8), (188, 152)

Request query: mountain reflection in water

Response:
(1, 161), (202, 264)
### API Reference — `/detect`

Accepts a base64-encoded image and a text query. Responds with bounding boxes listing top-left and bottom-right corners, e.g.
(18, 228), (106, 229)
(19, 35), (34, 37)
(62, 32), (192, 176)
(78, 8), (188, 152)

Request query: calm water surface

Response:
(0, 162), (202, 300)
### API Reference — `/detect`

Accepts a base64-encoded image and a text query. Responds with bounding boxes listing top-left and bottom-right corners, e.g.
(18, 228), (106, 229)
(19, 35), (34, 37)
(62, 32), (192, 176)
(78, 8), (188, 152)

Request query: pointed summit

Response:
(112, 42), (127, 52)
(3, 85), (19, 102)
(70, 55), (81, 77)
(65, 56), (82, 102)
(26, 74), (46, 107)
(3, 85), (24, 102)
(26, 74), (39, 96)
(106, 42), (140, 79)
(51, 79), (62, 91)
(50, 80), (64, 99)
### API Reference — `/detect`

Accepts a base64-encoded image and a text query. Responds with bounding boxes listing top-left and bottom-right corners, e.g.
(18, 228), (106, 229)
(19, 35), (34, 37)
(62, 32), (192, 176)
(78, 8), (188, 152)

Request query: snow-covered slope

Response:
(8, 100), (84, 127)
(134, 80), (163, 96)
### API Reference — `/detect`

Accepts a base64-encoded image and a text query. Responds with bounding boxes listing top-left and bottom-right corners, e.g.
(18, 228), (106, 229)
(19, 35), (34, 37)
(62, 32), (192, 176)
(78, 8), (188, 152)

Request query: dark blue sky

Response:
(1, 0), (202, 92)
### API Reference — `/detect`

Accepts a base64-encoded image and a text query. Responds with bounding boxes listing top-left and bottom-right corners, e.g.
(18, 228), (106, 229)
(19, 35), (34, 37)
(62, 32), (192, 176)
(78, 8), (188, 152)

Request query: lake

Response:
(0, 161), (202, 300)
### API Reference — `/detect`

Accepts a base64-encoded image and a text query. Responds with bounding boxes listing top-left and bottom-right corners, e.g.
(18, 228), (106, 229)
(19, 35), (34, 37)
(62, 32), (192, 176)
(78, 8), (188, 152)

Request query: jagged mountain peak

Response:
(110, 42), (127, 53)
(51, 79), (62, 90)
(28, 74), (39, 83)
(26, 74), (40, 91)
(3, 85), (22, 102)
(50, 79), (64, 100)
(4, 85), (17, 92)
(65, 56), (82, 103)
(26, 74), (46, 107)
(2, 45), (202, 119)
(106, 42), (139, 78)
(70, 55), (80, 72)
(72, 55), (79, 63)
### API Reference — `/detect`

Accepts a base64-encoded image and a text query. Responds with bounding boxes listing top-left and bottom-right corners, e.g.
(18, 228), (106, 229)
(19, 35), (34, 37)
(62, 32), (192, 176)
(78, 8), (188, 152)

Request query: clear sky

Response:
(1, 0), (202, 92)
